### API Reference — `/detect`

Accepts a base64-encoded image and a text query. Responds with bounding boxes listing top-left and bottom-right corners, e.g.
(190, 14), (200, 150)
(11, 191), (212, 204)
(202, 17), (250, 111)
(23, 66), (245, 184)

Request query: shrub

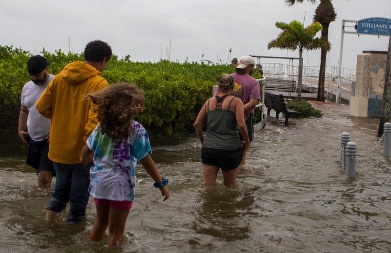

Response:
(1, 44), (321, 137)
(286, 98), (323, 118)
(0, 45), (235, 137)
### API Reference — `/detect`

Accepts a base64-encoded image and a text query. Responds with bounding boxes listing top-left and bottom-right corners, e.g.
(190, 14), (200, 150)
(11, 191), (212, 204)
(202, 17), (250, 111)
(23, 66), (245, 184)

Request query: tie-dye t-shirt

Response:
(86, 121), (152, 201)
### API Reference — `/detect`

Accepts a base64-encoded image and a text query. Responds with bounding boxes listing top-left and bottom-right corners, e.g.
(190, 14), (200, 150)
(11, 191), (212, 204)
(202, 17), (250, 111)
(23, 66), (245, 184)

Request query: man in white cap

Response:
(232, 55), (261, 142)
(18, 55), (55, 189)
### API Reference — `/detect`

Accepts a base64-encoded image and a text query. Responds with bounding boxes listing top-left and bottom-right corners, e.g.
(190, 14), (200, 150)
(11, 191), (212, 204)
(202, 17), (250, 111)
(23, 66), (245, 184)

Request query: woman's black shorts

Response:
(201, 147), (243, 171)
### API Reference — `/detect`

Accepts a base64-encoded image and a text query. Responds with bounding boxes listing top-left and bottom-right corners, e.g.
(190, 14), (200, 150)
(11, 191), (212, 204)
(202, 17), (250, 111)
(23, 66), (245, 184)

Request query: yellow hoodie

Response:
(36, 61), (108, 164)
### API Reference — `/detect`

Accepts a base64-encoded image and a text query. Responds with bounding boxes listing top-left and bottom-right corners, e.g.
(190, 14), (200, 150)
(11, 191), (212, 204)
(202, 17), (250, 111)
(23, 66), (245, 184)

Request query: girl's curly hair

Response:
(88, 82), (145, 140)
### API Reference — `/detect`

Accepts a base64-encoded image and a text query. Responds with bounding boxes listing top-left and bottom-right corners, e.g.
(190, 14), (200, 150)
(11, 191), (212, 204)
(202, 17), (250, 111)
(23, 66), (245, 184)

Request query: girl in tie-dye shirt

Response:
(80, 83), (169, 248)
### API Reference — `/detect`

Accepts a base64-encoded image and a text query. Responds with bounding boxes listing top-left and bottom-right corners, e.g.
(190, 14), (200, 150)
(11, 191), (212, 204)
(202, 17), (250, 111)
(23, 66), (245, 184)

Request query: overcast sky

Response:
(1, 0), (390, 69)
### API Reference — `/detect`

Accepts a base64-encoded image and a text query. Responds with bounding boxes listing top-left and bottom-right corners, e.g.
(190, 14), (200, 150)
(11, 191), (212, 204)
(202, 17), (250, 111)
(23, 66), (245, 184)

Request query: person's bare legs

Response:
(89, 204), (110, 242)
(45, 210), (57, 221)
(203, 165), (219, 187)
(37, 171), (53, 189)
(107, 208), (129, 248)
(222, 167), (239, 188)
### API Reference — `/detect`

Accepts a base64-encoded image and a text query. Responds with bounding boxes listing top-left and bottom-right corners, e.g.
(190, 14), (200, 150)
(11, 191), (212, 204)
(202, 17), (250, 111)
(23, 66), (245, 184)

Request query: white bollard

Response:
(341, 132), (350, 168)
(345, 142), (357, 177)
(384, 122), (391, 158)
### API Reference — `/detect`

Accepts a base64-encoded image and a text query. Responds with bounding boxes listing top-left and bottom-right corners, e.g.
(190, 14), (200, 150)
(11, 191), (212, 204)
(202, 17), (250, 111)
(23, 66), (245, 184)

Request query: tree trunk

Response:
(317, 23), (329, 101)
(298, 49), (303, 99)
(377, 31), (391, 137)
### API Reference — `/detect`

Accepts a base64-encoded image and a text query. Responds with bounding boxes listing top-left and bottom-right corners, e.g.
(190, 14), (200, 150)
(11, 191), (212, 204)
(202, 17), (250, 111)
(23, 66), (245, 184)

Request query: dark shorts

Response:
(93, 198), (133, 211)
(240, 114), (254, 142)
(26, 137), (55, 176)
(245, 114), (254, 142)
(201, 147), (243, 171)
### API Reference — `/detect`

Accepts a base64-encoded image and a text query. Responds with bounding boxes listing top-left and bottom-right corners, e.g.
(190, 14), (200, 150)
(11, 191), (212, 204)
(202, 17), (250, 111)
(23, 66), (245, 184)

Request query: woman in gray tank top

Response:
(194, 74), (250, 188)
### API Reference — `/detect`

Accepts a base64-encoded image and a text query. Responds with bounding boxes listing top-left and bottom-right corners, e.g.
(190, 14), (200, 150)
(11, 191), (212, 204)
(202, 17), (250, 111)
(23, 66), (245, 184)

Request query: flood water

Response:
(1, 101), (390, 253)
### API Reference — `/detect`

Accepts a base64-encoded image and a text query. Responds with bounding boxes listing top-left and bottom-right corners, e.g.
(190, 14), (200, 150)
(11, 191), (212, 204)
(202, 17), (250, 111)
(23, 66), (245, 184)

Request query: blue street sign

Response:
(357, 17), (391, 36)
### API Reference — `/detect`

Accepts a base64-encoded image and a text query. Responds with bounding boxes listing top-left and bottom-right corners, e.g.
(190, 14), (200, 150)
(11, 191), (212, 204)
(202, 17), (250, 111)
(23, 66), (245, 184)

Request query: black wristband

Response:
(153, 178), (168, 188)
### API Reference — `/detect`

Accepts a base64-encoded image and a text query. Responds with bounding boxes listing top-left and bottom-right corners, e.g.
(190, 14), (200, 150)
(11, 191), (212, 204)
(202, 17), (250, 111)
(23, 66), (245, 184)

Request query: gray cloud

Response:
(1, 0), (390, 69)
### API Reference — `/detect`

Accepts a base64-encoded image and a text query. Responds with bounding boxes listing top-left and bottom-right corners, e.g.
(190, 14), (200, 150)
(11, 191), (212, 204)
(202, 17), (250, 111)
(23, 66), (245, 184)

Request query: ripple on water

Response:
(1, 102), (391, 252)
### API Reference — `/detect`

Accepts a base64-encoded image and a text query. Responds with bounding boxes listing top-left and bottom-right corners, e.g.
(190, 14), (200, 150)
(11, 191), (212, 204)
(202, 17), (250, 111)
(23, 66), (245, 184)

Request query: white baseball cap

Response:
(236, 55), (255, 69)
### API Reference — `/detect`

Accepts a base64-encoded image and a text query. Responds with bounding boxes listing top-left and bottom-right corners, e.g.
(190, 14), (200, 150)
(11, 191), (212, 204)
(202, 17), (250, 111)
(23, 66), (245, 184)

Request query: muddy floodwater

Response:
(0, 101), (390, 253)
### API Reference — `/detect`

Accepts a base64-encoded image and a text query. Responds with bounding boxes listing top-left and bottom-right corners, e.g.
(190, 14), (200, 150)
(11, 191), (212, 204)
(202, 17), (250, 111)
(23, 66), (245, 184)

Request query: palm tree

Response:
(268, 20), (328, 98)
(286, 0), (336, 101)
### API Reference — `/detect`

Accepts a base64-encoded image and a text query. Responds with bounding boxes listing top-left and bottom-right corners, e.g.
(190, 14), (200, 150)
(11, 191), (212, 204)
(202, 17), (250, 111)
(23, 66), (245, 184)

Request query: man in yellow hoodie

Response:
(36, 40), (112, 224)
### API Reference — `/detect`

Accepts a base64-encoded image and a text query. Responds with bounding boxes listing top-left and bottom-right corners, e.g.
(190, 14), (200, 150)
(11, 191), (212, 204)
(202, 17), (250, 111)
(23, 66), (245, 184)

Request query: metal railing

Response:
(262, 63), (356, 83)
(261, 63), (356, 100)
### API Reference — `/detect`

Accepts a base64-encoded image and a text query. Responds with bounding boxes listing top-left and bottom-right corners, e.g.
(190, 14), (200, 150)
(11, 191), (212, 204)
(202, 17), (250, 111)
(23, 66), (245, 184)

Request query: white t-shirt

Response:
(20, 74), (54, 141)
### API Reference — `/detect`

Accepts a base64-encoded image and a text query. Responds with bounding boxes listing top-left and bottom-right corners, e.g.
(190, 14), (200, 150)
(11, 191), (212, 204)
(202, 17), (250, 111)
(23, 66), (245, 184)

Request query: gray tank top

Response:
(202, 95), (242, 150)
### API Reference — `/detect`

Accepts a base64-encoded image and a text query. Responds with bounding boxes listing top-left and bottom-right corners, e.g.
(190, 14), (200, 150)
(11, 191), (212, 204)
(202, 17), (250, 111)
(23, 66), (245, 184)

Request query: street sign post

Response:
(336, 17), (391, 104)
(357, 17), (391, 36)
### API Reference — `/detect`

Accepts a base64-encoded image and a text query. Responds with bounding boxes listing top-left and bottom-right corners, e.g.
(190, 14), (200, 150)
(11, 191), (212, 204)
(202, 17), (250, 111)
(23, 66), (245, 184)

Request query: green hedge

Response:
(0, 45), (251, 136)
(1, 45), (325, 137)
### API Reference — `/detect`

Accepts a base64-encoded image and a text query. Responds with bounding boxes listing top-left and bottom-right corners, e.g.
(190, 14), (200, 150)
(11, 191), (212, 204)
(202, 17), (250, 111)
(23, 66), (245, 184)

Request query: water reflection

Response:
(193, 186), (254, 242)
(1, 102), (391, 252)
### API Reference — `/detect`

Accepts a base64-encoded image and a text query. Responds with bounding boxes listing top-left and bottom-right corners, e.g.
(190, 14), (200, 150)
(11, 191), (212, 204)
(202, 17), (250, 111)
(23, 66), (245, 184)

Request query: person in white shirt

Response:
(18, 55), (55, 189)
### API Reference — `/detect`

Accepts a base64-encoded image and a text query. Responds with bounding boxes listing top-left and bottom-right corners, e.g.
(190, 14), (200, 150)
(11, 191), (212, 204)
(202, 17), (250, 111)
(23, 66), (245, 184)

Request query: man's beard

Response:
(32, 72), (48, 85)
